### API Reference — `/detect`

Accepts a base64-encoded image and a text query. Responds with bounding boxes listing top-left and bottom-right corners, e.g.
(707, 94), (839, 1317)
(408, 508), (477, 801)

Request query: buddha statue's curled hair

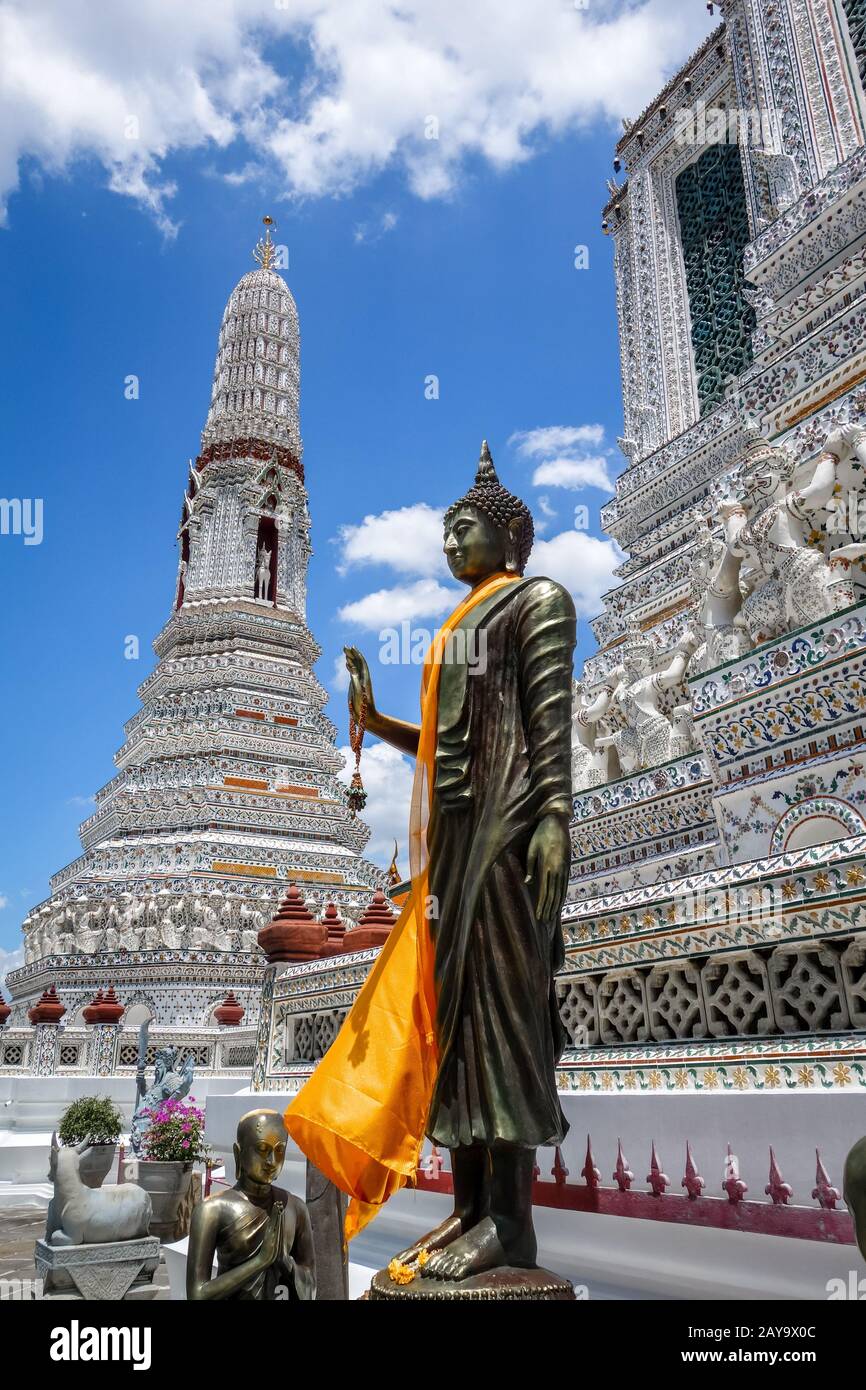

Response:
(444, 440), (535, 574)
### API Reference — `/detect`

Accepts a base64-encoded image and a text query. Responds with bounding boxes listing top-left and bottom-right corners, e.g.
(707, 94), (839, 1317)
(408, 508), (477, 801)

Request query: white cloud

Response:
(528, 529), (622, 618)
(532, 455), (614, 491)
(331, 652), (350, 692)
(337, 739), (413, 876)
(335, 503), (446, 577)
(510, 425), (605, 458)
(353, 209), (399, 243)
(510, 423), (616, 493)
(67, 794), (96, 807)
(0, 944), (24, 995)
(337, 578), (459, 631)
(0, 1), (713, 225)
(534, 493), (556, 535)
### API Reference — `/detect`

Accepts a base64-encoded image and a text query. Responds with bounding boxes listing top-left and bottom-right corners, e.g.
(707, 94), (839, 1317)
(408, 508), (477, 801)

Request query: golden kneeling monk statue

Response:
(187, 1109), (316, 1300)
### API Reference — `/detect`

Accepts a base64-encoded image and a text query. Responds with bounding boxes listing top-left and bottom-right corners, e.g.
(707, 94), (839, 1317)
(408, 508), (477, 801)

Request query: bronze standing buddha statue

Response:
(345, 441), (576, 1281)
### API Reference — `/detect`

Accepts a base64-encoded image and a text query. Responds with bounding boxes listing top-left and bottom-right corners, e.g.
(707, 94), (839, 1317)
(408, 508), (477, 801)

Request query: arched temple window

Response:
(176, 527), (190, 610)
(255, 514), (278, 604)
(124, 1002), (153, 1028)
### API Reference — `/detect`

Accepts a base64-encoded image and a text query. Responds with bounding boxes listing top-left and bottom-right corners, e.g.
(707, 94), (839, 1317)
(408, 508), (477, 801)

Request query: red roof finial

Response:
(682, 1141), (705, 1200)
(765, 1147), (793, 1205)
(257, 883), (327, 962)
(647, 1140), (669, 1196)
(342, 889), (397, 953)
(319, 902), (347, 958)
(613, 1138), (634, 1192)
(214, 991), (245, 1026)
(83, 987), (124, 1025)
(28, 986), (66, 1025)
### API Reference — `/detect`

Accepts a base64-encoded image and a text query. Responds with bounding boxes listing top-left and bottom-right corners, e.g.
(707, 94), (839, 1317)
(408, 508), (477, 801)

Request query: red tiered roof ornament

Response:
(0, 993), (10, 1027)
(319, 902), (346, 958)
(28, 986), (66, 1025)
(82, 988), (124, 1025)
(214, 991), (245, 1027)
(257, 883), (327, 963)
(342, 889), (397, 953)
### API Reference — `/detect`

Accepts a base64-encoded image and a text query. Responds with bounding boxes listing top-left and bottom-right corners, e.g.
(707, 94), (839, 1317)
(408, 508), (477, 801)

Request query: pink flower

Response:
(181, 1139), (190, 1149)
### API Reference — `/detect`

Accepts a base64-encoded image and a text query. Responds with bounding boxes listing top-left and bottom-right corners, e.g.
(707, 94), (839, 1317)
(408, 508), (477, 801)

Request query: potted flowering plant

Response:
(134, 1096), (210, 1241)
(57, 1095), (123, 1188)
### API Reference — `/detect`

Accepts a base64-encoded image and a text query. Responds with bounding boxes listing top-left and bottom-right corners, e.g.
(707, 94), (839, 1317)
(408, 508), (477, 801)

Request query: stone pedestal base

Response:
(35, 1236), (161, 1300)
(366, 1265), (576, 1301)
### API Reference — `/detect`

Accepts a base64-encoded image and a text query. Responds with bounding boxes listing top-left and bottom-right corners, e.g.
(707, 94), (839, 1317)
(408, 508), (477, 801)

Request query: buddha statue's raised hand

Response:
(344, 646), (375, 724)
(343, 645), (421, 757)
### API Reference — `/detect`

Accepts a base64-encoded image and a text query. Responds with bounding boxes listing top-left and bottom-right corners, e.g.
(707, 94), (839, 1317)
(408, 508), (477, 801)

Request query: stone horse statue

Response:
(47, 1133), (152, 1245)
(130, 1022), (196, 1155)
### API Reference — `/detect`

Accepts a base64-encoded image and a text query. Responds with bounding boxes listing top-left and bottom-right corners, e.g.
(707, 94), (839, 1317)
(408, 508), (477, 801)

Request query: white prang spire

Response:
(203, 215), (301, 459)
(12, 219), (384, 1046)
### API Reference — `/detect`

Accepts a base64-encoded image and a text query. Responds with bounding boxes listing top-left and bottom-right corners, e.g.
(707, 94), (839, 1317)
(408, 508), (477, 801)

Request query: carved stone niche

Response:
(293, 1014), (315, 1062)
(841, 935), (866, 1030)
(701, 950), (775, 1038)
(647, 961), (707, 1042)
(313, 1008), (347, 1058)
(556, 976), (600, 1047)
(767, 942), (850, 1034)
(598, 970), (649, 1046)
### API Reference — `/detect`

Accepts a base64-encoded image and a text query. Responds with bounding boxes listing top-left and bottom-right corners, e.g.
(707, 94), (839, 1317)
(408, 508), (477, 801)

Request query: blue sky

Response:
(0, 0), (714, 965)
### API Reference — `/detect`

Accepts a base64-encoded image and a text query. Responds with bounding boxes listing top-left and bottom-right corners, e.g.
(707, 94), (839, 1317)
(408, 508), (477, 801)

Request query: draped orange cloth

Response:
(284, 571), (519, 1239)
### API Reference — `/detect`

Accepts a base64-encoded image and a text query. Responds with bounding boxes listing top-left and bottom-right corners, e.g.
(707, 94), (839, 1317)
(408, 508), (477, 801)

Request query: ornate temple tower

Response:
(557, 3), (866, 1094)
(5, 222), (384, 1058)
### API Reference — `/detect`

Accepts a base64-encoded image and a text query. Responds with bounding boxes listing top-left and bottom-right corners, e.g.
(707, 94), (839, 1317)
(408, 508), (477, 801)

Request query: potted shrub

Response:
(57, 1095), (123, 1188)
(135, 1096), (210, 1241)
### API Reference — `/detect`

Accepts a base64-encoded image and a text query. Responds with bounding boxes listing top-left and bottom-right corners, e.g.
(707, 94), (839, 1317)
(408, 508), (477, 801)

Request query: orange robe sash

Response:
(284, 571), (519, 1238)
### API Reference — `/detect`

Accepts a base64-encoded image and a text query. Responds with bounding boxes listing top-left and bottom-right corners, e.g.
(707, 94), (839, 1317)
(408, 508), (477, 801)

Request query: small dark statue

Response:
(130, 1022), (195, 1156)
(187, 1110), (316, 1300)
(346, 442), (576, 1285)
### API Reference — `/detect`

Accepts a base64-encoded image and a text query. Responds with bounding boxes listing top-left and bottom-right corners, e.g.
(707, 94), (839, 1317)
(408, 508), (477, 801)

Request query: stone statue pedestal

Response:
(35, 1235), (161, 1300)
(366, 1265), (576, 1302)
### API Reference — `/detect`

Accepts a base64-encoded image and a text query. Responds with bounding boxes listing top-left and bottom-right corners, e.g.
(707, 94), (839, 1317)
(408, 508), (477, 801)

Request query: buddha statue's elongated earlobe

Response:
(505, 515), (521, 573)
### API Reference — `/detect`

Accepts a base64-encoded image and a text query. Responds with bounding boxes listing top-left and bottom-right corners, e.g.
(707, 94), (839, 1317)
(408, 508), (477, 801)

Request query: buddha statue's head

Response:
(443, 441), (534, 586)
(234, 1108), (288, 1191)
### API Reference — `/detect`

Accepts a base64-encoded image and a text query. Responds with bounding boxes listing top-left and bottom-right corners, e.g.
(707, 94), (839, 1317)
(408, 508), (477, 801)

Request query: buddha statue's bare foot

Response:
(393, 1213), (463, 1266)
(421, 1216), (535, 1281)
